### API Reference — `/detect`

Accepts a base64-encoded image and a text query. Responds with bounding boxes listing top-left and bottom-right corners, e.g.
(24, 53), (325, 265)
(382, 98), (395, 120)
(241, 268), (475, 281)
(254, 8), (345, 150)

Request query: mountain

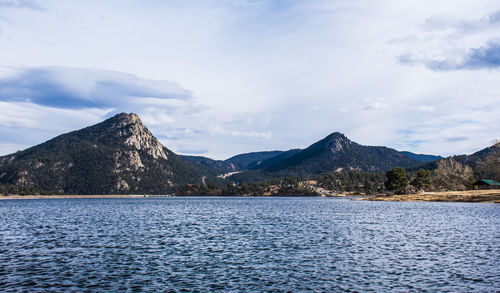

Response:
(401, 151), (443, 163)
(181, 155), (236, 176)
(225, 151), (284, 170)
(247, 149), (302, 170)
(0, 113), (206, 194)
(181, 151), (286, 176)
(3, 112), (495, 194)
(230, 132), (421, 180)
(457, 142), (500, 165)
(405, 142), (500, 190)
(442, 142), (500, 182)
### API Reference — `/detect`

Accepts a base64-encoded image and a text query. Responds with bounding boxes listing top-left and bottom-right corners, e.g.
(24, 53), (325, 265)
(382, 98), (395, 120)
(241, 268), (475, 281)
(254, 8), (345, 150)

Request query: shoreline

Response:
(0, 194), (147, 200)
(1, 190), (499, 203)
(363, 190), (500, 203)
(0, 194), (326, 199)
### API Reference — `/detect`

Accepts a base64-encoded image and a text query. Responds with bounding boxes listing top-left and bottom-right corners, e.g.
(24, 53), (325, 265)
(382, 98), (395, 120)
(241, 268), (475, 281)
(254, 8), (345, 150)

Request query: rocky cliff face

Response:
(112, 113), (168, 160)
(0, 113), (204, 194)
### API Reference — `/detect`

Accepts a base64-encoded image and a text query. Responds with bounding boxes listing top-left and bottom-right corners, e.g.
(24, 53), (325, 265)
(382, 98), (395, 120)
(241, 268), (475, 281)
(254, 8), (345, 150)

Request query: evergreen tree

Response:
(385, 167), (408, 194)
(411, 169), (432, 190)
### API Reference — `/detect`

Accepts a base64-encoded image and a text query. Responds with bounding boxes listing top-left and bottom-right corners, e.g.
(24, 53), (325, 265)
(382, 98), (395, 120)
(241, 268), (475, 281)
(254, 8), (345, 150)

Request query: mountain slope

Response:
(181, 155), (236, 176)
(181, 151), (286, 175)
(247, 149), (302, 170)
(405, 143), (500, 189)
(448, 143), (500, 182)
(401, 151), (443, 163)
(0, 113), (205, 194)
(230, 132), (420, 179)
(225, 151), (284, 170)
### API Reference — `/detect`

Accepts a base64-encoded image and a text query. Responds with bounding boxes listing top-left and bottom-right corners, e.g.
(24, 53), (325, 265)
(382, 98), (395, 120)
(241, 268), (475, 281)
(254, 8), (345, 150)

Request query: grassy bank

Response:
(364, 190), (500, 203)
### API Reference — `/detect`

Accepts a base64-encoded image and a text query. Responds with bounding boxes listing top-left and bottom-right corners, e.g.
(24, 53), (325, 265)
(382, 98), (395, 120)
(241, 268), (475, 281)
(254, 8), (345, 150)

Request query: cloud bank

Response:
(400, 42), (500, 71)
(0, 0), (41, 10)
(398, 9), (500, 71)
(0, 67), (192, 109)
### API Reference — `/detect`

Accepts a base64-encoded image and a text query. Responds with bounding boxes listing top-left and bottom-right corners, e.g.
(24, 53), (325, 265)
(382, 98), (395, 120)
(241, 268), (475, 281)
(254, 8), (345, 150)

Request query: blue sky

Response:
(0, 0), (499, 159)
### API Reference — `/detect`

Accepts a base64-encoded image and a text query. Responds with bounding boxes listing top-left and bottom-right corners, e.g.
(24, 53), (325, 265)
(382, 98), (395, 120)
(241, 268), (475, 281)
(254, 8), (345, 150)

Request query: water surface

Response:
(0, 197), (498, 292)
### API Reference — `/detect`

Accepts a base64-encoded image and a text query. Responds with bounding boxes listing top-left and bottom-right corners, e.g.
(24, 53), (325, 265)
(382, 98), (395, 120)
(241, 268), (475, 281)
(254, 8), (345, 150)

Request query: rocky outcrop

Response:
(112, 113), (168, 160)
(432, 158), (474, 191)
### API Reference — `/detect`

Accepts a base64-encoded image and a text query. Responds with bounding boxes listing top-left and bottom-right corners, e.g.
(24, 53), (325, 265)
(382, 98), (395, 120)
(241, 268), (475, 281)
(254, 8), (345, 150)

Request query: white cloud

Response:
(0, 0), (42, 10)
(417, 105), (435, 112)
(397, 9), (500, 71)
(0, 66), (192, 108)
(230, 130), (271, 139)
(365, 101), (391, 111)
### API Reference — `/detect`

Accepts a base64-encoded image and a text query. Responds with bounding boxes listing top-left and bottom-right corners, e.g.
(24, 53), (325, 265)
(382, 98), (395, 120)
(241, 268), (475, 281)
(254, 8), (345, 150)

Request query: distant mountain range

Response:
(183, 132), (442, 180)
(181, 151), (283, 176)
(0, 112), (496, 194)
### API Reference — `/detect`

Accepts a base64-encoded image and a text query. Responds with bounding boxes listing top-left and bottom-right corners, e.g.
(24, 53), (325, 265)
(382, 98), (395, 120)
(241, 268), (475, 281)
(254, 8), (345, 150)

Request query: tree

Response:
(411, 169), (432, 190)
(432, 158), (474, 191)
(385, 167), (408, 194)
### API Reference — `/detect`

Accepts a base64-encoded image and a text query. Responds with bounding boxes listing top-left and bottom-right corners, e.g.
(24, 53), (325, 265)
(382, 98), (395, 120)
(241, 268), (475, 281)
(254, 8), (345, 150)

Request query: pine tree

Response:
(411, 169), (432, 190)
(385, 167), (408, 194)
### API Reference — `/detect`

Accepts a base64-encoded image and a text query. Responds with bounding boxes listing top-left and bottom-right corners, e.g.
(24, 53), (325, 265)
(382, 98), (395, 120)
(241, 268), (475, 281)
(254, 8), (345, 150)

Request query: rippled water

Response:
(0, 197), (498, 292)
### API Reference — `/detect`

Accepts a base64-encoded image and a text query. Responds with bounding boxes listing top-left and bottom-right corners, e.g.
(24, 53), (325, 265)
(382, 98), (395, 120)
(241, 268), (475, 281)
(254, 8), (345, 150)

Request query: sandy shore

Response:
(364, 190), (500, 203)
(0, 194), (147, 200)
(2, 190), (499, 203)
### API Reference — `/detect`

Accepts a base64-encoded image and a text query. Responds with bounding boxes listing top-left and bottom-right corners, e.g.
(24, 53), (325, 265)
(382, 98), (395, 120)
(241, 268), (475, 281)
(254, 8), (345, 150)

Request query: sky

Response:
(0, 0), (499, 160)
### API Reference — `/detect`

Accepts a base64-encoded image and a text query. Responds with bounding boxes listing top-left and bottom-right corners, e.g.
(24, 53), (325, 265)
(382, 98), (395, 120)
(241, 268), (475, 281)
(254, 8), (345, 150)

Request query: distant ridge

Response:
(228, 132), (422, 180)
(432, 142), (500, 182)
(181, 155), (236, 176)
(401, 151), (443, 162)
(266, 132), (419, 173)
(182, 151), (285, 175)
(184, 133), (443, 180)
(225, 151), (284, 170)
(247, 149), (302, 170)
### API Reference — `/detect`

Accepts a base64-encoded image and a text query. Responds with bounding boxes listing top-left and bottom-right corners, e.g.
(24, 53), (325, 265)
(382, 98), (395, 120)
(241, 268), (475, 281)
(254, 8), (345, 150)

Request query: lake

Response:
(0, 197), (498, 292)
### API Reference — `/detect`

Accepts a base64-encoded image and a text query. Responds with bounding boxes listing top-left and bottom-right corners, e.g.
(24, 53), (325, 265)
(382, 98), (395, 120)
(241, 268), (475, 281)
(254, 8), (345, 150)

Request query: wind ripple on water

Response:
(0, 197), (498, 292)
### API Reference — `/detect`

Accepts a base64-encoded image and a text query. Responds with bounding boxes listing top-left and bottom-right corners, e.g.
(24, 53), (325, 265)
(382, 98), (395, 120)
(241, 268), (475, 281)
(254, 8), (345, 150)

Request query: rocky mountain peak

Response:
(108, 112), (142, 127)
(0, 112), (205, 194)
(322, 132), (352, 153)
(104, 112), (168, 160)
